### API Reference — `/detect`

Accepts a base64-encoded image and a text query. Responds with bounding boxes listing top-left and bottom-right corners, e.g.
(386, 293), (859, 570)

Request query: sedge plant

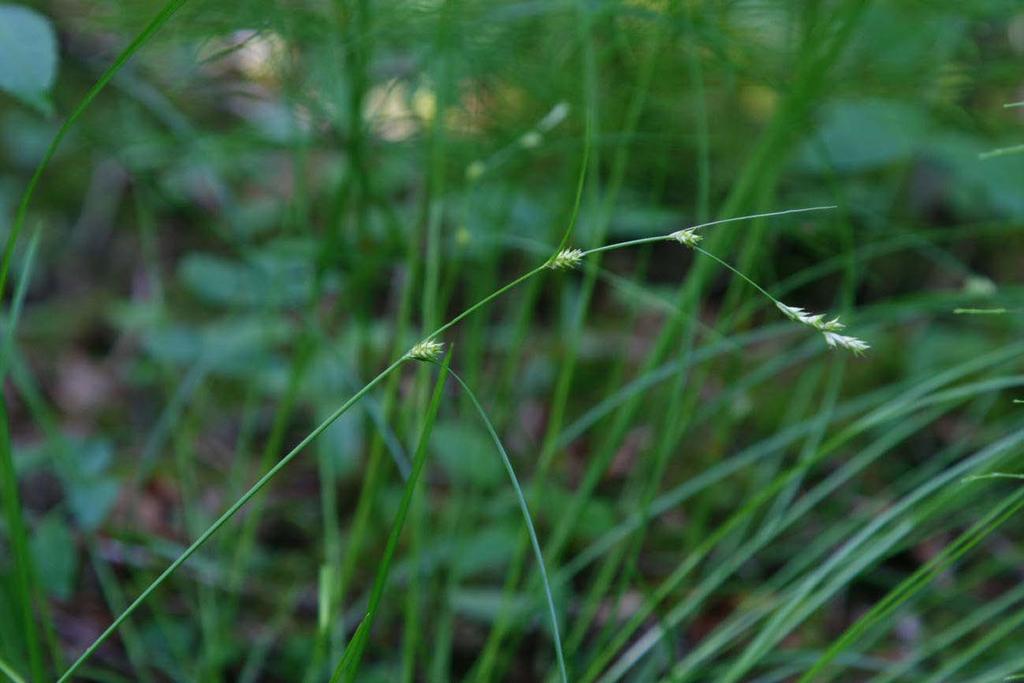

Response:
(41, 200), (864, 681)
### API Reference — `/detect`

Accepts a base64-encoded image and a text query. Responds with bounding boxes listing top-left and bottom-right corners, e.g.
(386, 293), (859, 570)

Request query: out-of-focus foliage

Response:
(0, 3), (58, 113)
(2, 0), (1024, 681)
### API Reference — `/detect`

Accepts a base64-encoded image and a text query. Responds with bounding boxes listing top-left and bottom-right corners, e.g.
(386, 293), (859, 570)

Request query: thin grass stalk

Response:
(0, 232), (45, 681)
(86, 546), (156, 683)
(442, 367), (569, 683)
(641, 406), (946, 683)
(559, 291), (670, 660)
(0, 656), (27, 683)
(798, 485), (1024, 681)
(329, 352), (450, 682)
(400, 7), (456, 666)
(306, 208), (421, 679)
(581, 378), (1024, 683)
(55, 357), (404, 682)
(319, 0), (380, 660)
(171, 392), (224, 680)
(922, 602), (1024, 682)
(0, 231), (39, 384)
(667, 435), (983, 679)
(0, 402), (42, 682)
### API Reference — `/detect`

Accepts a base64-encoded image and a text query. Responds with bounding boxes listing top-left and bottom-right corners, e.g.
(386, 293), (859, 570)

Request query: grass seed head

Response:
(823, 331), (870, 356)
(777, 302), (844, 331)
(548, 248), (584, 270)
(777, 302), (867, 355)
(538, 102), (570, 132)
(408, 339), (444, 362)
(669, 228), (702, 248)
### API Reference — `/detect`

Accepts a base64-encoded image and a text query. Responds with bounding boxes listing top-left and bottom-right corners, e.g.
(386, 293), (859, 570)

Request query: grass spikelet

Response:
(775, 302), (843, 332)
(548, 248), (584, 270)
(669, 228), (702, 247)
(774, 303), (867, 354)
(822, 331), (870, 356)
(407, 339), (444, 362)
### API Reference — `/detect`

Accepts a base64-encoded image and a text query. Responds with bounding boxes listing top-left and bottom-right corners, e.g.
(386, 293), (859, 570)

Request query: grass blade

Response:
(0, 654), (27, 683)
(0, 231), (39, 384)
(0, 402), (42, 683)
(0, 231), (44, 679)
(798, 485), (1024, 681)
(443, 367), (568, 683)
(330, 351), (451, 683)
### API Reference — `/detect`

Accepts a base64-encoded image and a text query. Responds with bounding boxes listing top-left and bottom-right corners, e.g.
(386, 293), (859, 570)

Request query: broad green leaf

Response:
(795, 99), (930, 173)
(178, 241), (331, 310)
(450, 527), (518, 575)
(430, 421), (504, 487)
(450, 588), (531, 624)
(0, 4), (58, 114)
(30, 512), (77, 600)
(63, 439), (120, 532)
(139, 316), (294, 378)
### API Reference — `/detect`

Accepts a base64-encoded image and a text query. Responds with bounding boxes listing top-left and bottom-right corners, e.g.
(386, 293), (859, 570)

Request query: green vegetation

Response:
(2, 1), (1024, 681)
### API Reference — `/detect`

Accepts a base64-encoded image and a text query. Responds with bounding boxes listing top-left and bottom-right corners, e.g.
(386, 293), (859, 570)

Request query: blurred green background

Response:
(3, 0), (1024, 681)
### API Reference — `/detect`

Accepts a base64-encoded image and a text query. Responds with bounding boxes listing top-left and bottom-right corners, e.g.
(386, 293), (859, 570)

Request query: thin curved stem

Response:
(555, 108), (592, 253)
(692, 246), (781, 305)
(688, 205), (836, 233)
(57, 357), (404, 683)
(440, 366), (568, 683)
(427, 265), (547, 342)
(582, 235), (669, 257)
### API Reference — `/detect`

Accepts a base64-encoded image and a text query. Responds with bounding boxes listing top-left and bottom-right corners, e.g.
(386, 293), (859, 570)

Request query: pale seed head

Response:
(823, 332), (870, 356)
(778, 302), (866, 355)
(538, 102), (570, 132)
(408, 339), (444, 362)
(777, 302), (844, 332)
(669, 228), (703, 248)
(819, 317), (845, 332)
(548, 248), (584, 270)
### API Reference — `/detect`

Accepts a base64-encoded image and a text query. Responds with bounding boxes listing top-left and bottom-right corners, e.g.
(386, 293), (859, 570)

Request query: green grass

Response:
(3, 1), (1024, 681)
(330, 351), (451, 682)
